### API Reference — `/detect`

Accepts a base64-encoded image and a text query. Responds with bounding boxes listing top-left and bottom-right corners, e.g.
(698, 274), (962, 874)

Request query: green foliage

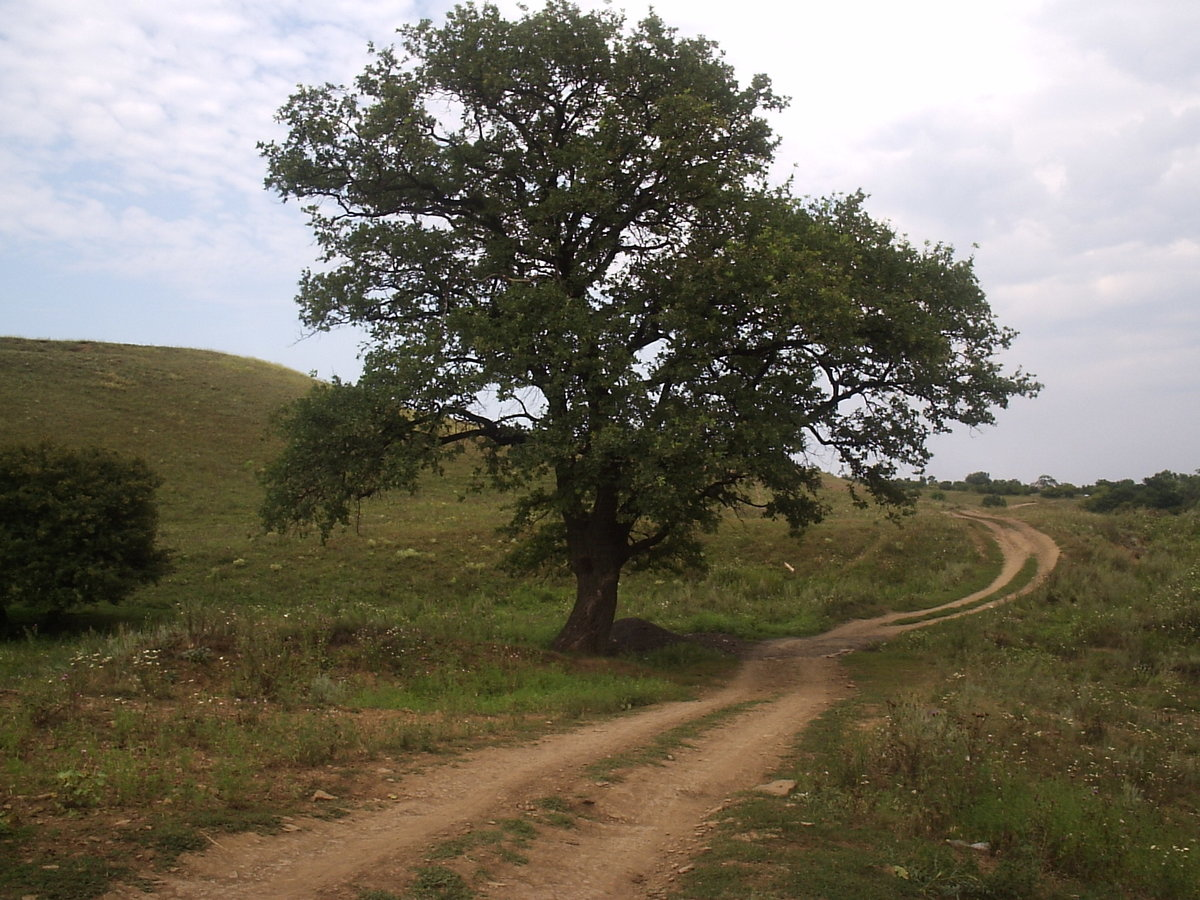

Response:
(260, 378), (443, 540)
(0, 443), (171, 618)
(1030, 474), (1077, 498)
(1083, 469), (1200, 513)
(54, 766), (109, 809)
(946, 471), (1034, 496)
(0, 338), (314, 531)
(980, 493), (1007, 508)
(259, 1), (1037, 650)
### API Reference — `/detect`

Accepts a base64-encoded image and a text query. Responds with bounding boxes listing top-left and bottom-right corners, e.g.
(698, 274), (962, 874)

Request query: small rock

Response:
(946, 839), (992, 852)
(754, 779), (797, 797)
(281, 823), (302, 832)
(311, 790), (337, 802)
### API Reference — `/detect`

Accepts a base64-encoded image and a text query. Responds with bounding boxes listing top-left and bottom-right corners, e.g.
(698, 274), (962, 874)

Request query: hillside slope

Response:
(0, 337), (314, 531)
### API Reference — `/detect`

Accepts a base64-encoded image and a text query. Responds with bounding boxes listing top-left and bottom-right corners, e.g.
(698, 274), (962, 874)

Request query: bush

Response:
(1083, 470), (1200, 513)
(981, 493), (1007, 508)
(0, 443), (171, 618)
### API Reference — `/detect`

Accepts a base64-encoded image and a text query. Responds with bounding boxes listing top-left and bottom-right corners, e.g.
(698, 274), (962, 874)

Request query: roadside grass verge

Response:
(355, 796), (585, 899)
(676, 508), (1200, 899)
(892, 555), (1041, 626)
(584, 700), (763, 784)
(619, 501), (1005, 640)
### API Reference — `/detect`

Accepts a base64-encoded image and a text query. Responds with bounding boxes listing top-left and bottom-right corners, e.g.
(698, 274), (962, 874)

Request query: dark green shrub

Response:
(1083, 470), (1200, 513)
(0, 443), (171, 618)
(981, 493), (1007, 508)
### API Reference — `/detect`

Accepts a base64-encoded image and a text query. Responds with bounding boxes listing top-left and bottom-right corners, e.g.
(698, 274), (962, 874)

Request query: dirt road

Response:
(108, 512), (1058, 900)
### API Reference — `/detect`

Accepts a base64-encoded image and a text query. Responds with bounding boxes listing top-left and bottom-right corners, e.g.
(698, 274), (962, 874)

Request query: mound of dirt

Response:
(609, 617), (751, 657)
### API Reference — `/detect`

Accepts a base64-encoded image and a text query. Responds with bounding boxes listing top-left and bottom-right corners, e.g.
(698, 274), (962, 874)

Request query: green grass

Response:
(675, 507), (1200, 899)
(0, 855), (130, 900)
(406, 866), (474, 899)
(585, 701), (762, 783)
(0, 338), (1017, 899)
(892, 555), (1041, 626)
(618, 507), (1004, 640)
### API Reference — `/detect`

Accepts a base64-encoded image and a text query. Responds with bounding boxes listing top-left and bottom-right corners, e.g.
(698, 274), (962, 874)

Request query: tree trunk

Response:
(551, 559), (622, 654)
(551, 499), (629, 654)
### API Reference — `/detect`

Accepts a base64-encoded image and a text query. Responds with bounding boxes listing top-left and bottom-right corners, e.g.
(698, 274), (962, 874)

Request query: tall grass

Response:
(620, 509), (1002, 638)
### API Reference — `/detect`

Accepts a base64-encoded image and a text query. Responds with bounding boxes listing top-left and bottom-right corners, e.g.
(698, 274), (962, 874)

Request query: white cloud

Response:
(1041, 0), (1200, 89)
(0, 0), (434, 302)
(1, 0), (1196, 481)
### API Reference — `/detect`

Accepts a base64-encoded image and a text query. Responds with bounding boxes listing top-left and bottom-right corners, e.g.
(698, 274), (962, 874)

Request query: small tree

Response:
(259, 1), (1038, 652)
(1033, 474), (1059, 492)
(0, 443), (171, 619)
(964, 471), (993, 491)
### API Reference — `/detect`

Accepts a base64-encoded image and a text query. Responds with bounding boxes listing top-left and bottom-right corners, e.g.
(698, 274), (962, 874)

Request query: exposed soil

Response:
(104, 512), (1058, 900)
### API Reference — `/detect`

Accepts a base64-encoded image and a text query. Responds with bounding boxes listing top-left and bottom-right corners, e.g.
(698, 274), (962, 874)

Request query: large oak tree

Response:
(259, 1), (1038, 653)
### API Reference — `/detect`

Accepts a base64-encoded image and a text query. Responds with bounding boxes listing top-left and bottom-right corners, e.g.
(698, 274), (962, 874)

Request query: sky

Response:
(1, 0), (1197, 486)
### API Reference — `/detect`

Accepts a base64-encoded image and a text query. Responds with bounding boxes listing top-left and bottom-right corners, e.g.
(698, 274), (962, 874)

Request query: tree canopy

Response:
(1083, 470), (1200, 514)
(259, 1), (1038, 652)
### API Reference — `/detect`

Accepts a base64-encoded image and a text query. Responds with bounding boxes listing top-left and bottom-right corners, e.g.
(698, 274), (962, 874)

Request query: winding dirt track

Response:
(107, 512), (1058, 900)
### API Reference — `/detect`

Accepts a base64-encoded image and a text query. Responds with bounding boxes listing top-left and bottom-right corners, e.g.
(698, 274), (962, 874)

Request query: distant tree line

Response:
(931, 471), (1052, 497)
(924, 469), (1199, 514)
(1080, 470), (1200, 514)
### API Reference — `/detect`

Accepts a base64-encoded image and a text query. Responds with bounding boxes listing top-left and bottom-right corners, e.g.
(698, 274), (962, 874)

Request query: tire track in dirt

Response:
(106, 513), (1057, 900)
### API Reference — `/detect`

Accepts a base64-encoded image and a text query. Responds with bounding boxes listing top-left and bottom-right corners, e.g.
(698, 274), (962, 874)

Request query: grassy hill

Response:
(0, 337), (313, 530)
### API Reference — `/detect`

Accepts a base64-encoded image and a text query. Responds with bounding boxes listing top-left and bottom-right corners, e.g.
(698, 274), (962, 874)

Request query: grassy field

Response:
(676, 505), (1200, 899)
(3, 337), (1192, 898)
